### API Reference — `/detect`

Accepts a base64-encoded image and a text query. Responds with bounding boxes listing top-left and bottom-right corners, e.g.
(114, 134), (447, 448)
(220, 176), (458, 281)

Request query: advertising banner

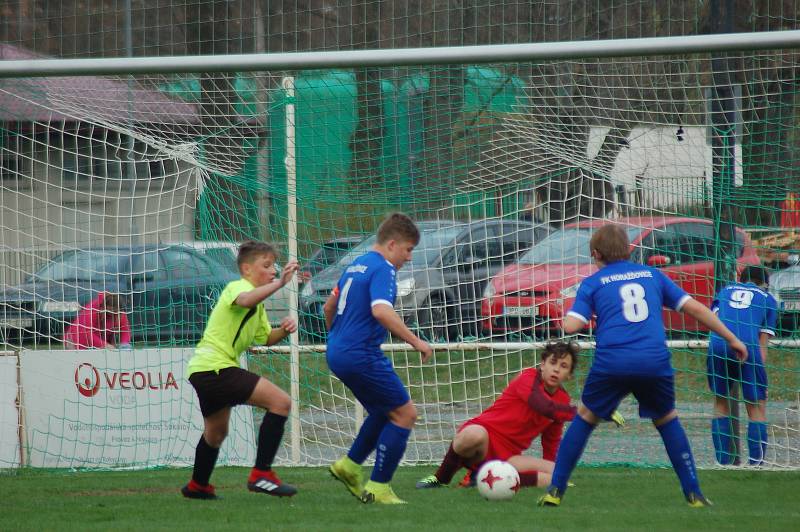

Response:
(20, 348), (255, 468)
(0, 353), (19, 468)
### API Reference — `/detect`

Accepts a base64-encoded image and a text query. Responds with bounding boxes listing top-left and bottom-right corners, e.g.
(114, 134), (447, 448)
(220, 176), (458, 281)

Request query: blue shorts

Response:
(707, 342), (767, 402)
(582, 371), (675, 420)
(327, 354), (410, 415)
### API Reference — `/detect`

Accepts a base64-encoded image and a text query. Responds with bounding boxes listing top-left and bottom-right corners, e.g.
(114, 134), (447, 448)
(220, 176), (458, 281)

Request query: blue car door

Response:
(129, 249), (169, 342)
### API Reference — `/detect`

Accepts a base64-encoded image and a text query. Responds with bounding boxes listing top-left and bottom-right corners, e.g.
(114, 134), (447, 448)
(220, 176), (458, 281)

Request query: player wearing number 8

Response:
(538, 224), (748, 509)
(707, 266), (778, 466)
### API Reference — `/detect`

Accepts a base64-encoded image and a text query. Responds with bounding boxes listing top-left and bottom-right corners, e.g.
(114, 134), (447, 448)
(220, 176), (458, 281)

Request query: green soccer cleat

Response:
(686, 492), (713, 508)
(329, 456), (364, 498)
(415, 474), (445, 489)
(360, 480), (407, 504)
(537, 487), (563, 507)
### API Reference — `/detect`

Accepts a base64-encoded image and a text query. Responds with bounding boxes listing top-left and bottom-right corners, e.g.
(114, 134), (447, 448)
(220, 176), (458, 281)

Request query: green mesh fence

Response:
(0, 2), (799, 471)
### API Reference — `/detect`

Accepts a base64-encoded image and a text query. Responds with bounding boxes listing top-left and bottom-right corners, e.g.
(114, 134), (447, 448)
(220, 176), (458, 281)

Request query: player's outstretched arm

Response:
(562, 314), (587, 335)
(681, 298), (748, 361)
(323, 287), (339, 330)
(266, 316), (297, 346)
(372, 303), (433, 362)
(236, 260), (299, 308)
(759, 331), (770, 365)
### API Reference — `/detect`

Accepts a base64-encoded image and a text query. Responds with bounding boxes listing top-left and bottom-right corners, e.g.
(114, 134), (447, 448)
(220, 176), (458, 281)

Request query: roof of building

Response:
(0, 43), (200, 125)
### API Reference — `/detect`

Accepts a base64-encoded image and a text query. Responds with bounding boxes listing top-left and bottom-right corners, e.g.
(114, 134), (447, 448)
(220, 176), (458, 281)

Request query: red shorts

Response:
(459, 419), (522, 462)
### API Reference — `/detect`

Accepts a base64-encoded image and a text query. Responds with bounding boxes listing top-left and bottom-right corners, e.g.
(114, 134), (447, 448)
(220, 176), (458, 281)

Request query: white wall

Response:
(587, 125), (742, 207)
(0, 353), (19, 468)
(1, 140), (197, 285)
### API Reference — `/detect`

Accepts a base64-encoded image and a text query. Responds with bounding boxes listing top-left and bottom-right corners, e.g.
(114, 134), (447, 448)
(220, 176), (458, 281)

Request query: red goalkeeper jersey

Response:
(466, 368), (575, 461)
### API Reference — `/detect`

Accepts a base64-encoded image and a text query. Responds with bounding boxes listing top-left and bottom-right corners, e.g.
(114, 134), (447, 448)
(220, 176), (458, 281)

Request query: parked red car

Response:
(481, 216), (760, 338)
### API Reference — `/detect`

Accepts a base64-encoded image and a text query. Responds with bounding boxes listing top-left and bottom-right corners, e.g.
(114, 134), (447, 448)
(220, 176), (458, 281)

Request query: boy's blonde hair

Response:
(376, 212), (420, 245)
(589, 224), (631, 263)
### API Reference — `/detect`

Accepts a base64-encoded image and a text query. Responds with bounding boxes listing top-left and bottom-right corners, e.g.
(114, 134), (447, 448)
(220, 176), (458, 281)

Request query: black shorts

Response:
(188, 367), (261, 417)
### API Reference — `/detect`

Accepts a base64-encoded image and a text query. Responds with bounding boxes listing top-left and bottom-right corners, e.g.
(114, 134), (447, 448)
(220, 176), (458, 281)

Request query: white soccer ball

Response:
(476, 460), (520, 501)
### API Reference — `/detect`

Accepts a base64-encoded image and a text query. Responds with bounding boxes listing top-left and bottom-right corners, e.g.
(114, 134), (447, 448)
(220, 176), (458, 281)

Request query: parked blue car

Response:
(0, 244), (239, 346)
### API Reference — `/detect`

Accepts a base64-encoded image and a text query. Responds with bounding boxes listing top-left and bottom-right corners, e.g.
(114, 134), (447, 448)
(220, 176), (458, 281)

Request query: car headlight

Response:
(300, 282), (314, 298)
(41, 300), (81, 313)
(483, 283), (496, 299)
(559, 283), (581, 298)
(770, 287), (782, 305)
(397, 277), (415, 298)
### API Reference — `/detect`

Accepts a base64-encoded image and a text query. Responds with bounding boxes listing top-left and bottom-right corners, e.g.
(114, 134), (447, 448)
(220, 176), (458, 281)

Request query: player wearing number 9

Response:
(707, 266), (777, 466)
(538, 224), (748, 509)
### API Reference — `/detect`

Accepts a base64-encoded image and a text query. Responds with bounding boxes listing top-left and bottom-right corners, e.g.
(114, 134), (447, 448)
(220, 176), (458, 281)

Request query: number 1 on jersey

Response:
(337, 278), (353, 315)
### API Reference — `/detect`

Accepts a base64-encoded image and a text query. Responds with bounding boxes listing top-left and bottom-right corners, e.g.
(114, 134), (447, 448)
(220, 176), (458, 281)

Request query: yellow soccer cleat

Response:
(329, 456), (364, 498)
(360, 480), (407, 504)
(610, 410), (626, 428)
(537, 487), (563, 507)
(415, 474), (445, 489)
(686, 492), (713, 508)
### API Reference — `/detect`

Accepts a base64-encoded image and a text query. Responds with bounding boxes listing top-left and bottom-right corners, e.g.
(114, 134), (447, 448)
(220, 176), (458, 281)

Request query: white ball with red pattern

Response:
(476, 460), (520, 501)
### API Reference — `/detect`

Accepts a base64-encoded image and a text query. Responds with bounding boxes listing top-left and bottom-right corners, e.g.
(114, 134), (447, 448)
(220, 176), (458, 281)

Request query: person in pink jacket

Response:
(63, 292), (131, 349)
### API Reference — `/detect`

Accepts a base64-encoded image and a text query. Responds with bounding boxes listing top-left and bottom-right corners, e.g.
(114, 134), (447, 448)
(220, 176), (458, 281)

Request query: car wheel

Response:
(415, 295), (458, 342)
(778, 313), (798, 337)
(299, 314), (327, 344)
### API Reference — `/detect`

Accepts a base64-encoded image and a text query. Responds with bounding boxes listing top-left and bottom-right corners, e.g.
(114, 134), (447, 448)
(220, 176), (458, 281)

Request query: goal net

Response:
(1, 38), (799, 470)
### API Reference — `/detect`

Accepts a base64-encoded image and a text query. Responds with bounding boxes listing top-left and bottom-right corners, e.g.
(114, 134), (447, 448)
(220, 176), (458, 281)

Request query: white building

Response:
(0, 43), (201, 285)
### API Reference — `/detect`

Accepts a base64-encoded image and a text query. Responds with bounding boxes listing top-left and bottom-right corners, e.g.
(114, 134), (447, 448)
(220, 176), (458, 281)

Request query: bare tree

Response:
(185, 0), (260, 241)
(347, 0), (385, 192)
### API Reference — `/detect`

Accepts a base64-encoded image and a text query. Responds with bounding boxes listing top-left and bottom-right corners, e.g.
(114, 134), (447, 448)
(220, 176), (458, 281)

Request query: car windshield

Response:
(201, 247), (238, 272)
(407, 227), (463, 267)
(334, 236), (378, 268)
(332, 227), (463, 270)
(31, 250), (128, 282)
(311, 242), (358, 269)
(518, 226), (643, 265)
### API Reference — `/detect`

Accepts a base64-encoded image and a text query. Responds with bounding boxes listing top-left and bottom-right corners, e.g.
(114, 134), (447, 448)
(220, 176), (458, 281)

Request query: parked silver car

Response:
(299, 219), (550, 341)
(768, 255), (800, 335)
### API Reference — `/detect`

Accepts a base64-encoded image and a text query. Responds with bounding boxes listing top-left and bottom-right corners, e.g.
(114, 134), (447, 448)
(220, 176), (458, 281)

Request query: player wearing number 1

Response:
(538, 224), (748, 509)
(707, 266), (777, 465)
(324, 212), (434, 505)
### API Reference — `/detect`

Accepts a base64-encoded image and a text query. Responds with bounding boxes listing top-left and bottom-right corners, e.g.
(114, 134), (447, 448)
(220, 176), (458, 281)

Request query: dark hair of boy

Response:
(237, 241), (278, 270)
(102, 293), (122, 312)
(541, 341), (579, 374)
(589, 224), (631, 263)
(741, 265), (769, 286)
(376, 212), (421, 246)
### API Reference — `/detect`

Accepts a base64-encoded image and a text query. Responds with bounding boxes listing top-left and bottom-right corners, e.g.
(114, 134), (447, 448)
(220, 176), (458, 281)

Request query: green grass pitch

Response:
(2, 466), (798, 531)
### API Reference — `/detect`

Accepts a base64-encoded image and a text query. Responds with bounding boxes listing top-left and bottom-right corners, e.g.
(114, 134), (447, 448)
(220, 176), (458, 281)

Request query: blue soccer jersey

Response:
(327, 251), (397, 363)
(567, 260), (690, 376)
(709, 282), (777, 348)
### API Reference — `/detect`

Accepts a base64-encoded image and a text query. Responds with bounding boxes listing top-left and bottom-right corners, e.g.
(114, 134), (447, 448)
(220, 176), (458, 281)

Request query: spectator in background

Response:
(780, 191), (800, 229)
(63, 292), (131, 349)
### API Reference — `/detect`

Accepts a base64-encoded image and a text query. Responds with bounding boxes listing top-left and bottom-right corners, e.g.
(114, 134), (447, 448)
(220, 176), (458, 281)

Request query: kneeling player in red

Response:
(417, 341), (596, 490)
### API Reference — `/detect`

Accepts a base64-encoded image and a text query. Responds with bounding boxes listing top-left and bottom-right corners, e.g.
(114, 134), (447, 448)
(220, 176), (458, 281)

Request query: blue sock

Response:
(747, 421), (768, 465)
(370, 422), (411, 483)
(347, 413), (388, 464)
(711, 417), (733, 465)
(550, 416), (595, 493)
(657, 417), (700, 497)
